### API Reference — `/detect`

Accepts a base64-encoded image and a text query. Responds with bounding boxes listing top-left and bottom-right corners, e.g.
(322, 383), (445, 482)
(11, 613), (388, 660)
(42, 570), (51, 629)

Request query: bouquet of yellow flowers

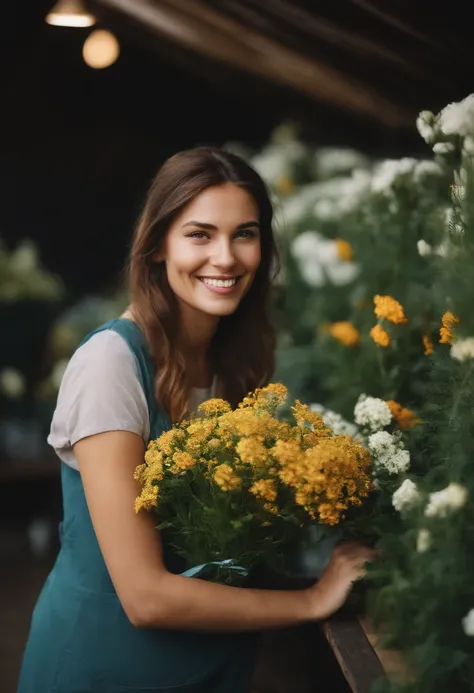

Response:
(134, 384), (372, 583)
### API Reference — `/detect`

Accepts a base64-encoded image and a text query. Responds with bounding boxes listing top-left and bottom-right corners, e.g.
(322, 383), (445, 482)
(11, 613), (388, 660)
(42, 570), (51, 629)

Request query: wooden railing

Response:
(323, 609), (413, 692)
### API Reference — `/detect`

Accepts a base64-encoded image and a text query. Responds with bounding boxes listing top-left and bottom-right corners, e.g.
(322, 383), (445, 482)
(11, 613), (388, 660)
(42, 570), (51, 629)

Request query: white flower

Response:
(291, 231), (358, 288)
(354, 395), (392, 432)
(416, 111), (435, 142)
(250, 139), (306, 186)
(463, 136), (474, 155)
(451, 338), (474, 362)
(0, 368), (26, 398)
(433, 241), (450, 258)
(290, 231), (329, 261)
(368, 430), (394, 450)
(313, 170), (371, 220)
(310, 404), (359, 438)
(413, 160), (443, 183)
(298, 261), (326, 288)
(368, 431), (411, 475)
(325, 261), (359, 285)
(313, 147), (369, 179)
(417, 239), (432, 256)
(425, 482), (468, 517)
(371, 158), (417, 194)
(392, 479), (420, 512)
(439, 94), (474, 137)
(462, 609), (474, 636)
(417, 529), (431, 553)
(433, 142), (455, 154)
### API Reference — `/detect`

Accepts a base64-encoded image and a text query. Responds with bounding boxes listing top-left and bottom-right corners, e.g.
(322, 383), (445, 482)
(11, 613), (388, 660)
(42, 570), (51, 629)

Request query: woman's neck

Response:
(123, 304), (217, 388)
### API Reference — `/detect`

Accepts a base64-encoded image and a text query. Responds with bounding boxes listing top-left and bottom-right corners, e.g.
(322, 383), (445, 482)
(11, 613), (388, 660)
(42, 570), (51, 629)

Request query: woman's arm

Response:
(77, 430), (374, 631)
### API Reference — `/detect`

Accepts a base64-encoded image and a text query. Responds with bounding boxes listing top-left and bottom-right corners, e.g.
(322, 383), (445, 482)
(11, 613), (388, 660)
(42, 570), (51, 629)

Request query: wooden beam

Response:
(322, 610), (415, 692)
(95, 0), (413, 127)
(322, 611), (386, 693)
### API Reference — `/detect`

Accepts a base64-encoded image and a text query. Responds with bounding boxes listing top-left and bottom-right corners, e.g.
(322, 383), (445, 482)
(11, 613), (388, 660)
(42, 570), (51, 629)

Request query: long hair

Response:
(129, 147), (278, 422)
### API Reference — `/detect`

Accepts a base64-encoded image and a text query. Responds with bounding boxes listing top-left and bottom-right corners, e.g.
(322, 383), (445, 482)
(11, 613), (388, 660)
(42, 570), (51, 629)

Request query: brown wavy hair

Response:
(128, 147), (278, 422)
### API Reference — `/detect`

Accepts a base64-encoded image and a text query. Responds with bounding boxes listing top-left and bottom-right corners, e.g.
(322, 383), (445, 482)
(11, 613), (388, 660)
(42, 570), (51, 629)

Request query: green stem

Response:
(449, 362), (474, 426)
(377, 345), (387, 382)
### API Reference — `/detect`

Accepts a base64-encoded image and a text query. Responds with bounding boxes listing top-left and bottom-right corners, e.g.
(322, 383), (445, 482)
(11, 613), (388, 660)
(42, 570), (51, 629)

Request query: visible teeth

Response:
(200, 278), (237, 288)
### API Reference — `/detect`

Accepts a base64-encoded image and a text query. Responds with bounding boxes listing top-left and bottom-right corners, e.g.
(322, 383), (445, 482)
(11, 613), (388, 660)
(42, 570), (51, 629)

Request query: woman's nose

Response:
(211, 240), (237, 269)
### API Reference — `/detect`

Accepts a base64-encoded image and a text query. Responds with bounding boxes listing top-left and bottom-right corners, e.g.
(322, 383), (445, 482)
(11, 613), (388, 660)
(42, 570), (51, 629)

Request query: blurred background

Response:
(0, 1), (472, 690)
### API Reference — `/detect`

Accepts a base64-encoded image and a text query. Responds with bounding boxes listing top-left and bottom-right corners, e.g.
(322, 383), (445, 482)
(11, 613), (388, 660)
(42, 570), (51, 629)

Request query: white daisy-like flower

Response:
(392, 479), (420, 512)
(413, 160), (443, 183)
(462, 609), (474, 636)
(463, 135), (474, 154)
(433, 142), (455, 154)
(416, 111), (435, 142)
(417, 239), (432, 256)
(451, 338), (474, 362)
(439, 94), (474, 137)
(291, 231), (359, 288)
(354, 395), (392, 432)
(417, 528), (431, 553)
(368, 431), (410, 474)
(0, 368), (26, 398)
(424, 482), (468, 518)
(310, 404), (359, 438)
(371, 158), (418, 194)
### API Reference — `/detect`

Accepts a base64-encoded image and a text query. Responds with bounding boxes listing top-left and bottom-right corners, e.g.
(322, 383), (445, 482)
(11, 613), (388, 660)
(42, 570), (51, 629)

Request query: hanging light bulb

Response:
(82, 30), (120, 69)
(46, 0), (96, 28)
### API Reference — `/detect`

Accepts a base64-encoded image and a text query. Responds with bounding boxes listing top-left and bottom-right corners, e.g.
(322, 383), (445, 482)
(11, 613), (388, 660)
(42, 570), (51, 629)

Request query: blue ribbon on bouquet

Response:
(181, 558), (249, 579)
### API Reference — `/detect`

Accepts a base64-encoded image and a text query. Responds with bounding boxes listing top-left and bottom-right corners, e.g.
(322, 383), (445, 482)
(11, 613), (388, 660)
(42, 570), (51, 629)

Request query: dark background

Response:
(2, 0), (472, 296)
(0, 2), (472, 690)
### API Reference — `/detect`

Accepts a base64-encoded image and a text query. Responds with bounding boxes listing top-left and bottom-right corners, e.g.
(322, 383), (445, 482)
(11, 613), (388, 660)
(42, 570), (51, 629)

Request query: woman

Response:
(18, 147), (375, 693)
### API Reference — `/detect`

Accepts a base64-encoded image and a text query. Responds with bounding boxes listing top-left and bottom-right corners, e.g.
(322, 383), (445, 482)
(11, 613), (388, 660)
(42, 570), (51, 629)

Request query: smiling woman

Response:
(129, 148), (279, 422)
(18, 147), (376, 693)
(163, 183), (261, 314)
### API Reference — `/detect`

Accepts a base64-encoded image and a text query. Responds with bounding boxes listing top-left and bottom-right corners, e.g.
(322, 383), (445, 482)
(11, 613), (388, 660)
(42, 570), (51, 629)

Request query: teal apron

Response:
(17, 319), (257, 692)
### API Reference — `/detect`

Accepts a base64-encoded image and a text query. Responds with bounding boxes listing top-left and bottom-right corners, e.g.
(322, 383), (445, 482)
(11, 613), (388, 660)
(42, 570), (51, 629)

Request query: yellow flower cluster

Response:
(370, 324), (391, 348)
(273, 435), (371, 525)
(423, 334), (434, 356)
(134, 383), (372, 530)
(374, 295), (408, 324)
(327, 321), (360, 347)
(439, 311), (460, 344)
(370, 295), (408, 348)
(335, 239), (353, 262)
(214, 463), (241, 491)
(386, 400), (421, 430)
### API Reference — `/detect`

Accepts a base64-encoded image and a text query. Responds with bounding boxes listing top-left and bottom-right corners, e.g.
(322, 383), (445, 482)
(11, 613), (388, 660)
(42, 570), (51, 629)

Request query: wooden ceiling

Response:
(91, 0), (473, 133)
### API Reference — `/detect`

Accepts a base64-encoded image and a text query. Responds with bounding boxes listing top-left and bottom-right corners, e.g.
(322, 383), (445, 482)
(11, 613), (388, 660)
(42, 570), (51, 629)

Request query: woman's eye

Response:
(187, 232), (208, 239)
(235, 230), (258, 239)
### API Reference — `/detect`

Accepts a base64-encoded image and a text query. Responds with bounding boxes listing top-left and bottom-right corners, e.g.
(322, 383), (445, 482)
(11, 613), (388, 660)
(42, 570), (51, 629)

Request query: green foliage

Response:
(247, 94), (474, 691)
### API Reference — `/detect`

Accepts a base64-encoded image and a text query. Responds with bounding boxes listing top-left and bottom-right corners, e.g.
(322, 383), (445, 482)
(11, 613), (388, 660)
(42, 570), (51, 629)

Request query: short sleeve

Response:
(48, 329), (150, 468)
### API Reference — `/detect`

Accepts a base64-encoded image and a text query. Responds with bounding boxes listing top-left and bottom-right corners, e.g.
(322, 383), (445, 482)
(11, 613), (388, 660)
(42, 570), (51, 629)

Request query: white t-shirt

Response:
(48, 330), (212, 470)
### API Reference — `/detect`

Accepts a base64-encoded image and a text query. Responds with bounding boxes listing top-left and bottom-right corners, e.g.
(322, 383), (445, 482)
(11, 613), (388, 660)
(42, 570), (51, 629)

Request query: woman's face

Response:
(161, 183), (262, 320)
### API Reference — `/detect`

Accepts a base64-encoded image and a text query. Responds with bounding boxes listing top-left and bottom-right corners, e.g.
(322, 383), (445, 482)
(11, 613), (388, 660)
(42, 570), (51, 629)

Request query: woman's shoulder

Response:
(58, 328), (139, 396)
(48, 327), (150, 460)
(73, 327), (133, 364)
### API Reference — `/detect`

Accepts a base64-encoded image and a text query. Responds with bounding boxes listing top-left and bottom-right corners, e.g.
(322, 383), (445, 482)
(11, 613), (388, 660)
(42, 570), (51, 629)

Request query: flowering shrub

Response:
(134, 384), (371, 583)
(241, 92), (474, 691)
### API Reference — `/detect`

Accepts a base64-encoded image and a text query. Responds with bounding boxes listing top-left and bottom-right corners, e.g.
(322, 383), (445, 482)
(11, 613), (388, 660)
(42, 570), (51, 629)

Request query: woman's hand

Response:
(308, 541), (377, 621)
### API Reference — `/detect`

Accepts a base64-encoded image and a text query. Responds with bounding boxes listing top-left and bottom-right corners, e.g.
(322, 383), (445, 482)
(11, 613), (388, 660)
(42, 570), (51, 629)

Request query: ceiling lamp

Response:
(46, 0), (96, 28)
(82, 30), (120, 69)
